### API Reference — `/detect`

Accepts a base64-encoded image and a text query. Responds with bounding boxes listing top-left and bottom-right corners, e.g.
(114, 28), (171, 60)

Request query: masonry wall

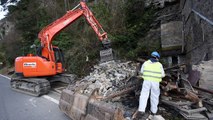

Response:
(181, 0), (213, 65)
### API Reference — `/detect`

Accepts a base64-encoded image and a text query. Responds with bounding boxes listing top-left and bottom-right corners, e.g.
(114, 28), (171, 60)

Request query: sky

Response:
(0, 0), (20, 20)
(0, 5), (7, 20)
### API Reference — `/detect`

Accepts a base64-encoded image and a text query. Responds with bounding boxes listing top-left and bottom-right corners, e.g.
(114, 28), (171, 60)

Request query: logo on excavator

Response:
(23, 62), (37, 68)
(63, 19), (71, 25)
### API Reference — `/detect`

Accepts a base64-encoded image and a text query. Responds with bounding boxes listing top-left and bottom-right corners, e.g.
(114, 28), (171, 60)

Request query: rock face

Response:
(143, 0), (213, 68)
(192, 0), (213, 22)
(145, 0), (178, 8)
(142, 0), (183, 67)
(192, 60), (213, 90)
(0, 20), (14, 40)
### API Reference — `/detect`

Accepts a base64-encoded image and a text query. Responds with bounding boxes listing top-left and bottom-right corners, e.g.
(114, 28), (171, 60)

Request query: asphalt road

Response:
(0, 75), (70, 120)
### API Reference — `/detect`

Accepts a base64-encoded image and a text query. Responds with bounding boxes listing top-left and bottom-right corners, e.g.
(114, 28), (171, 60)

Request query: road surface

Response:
(0, 75), (70, 120)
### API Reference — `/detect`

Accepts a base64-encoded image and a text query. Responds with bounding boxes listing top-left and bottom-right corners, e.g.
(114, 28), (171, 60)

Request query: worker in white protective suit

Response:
(134, 51), (165, 120)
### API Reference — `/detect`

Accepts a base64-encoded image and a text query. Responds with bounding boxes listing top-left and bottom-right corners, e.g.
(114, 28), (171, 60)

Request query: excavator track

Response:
(10, 77), (50, 96)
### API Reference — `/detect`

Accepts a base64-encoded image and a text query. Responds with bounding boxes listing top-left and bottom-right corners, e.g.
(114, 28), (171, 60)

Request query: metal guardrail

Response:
(192, 9), (213, 26)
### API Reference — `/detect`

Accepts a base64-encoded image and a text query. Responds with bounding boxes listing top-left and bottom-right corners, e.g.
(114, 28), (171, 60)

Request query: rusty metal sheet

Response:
(188, 70), (201, 86)
(185, 91), (200, 103)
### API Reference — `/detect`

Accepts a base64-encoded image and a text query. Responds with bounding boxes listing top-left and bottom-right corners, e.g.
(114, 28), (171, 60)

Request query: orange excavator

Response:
(10, 1), (113, 96)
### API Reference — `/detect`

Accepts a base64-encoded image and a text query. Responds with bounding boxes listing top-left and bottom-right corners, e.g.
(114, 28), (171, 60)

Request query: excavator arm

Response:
(81, 2), (108, 41)
(38, 1), (112, 62)
(38, 9), (84, 49)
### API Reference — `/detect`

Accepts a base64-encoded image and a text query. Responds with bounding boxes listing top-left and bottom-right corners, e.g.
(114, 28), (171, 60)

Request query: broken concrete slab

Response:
(192, 60), (213, 90)
(161, 99), (208, 120)
(73, 61), (138, 96)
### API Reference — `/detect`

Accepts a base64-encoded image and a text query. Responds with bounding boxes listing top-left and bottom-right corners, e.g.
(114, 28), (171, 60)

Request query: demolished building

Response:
(59, 0), (213, 120)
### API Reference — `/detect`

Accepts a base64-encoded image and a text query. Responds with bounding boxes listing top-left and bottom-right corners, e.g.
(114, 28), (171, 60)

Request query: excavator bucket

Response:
(100, 48), (113, 62)
(59, 88), (125, 120)
(100, 40), (113, 62)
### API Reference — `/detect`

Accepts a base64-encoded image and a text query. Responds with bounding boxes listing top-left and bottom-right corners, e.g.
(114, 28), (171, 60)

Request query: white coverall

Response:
(138, 60), (165, 114)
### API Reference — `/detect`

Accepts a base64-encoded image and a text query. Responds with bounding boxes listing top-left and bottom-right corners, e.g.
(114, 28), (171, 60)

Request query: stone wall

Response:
(181, 0), (213, 89)
(145, 0), (178, 8)
(139, 0), (183, 67)
(0, 19), (14, 41)
(143, 0), (212, 68)
(161, 21), (183, 51)
(181, 0), (213, 65)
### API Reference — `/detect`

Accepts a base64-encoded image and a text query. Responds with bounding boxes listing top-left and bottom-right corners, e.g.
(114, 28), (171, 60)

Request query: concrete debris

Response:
(71, 61), (138, 96)
(60, 61), (213, 120)
(60, 61), (142, 120)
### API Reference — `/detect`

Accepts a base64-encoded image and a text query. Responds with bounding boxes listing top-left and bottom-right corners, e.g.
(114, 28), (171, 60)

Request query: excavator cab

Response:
(53, 47), (65, 72)
(53, 48), (64, 65)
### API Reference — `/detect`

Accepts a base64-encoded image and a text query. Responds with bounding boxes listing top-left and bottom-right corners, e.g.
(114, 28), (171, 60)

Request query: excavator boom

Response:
(38, 1), (113, 62)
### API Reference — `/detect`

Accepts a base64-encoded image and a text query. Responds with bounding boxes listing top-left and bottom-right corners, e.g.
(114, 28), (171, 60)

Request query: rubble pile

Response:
(60, 61), (140, 120)
(61, 61), (213, 120)
(68, 61), (138, 96)
(160, 64), (213, 120)
(192, 60), (213, 90)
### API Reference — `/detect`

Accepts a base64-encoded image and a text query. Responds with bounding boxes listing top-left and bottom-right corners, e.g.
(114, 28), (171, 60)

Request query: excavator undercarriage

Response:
(10, 74), (76, 96)
(11, 77), (50, 96)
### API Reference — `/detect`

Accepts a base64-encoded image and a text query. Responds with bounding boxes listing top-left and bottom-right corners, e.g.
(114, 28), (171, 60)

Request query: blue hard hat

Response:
(151, 51), (160, 58)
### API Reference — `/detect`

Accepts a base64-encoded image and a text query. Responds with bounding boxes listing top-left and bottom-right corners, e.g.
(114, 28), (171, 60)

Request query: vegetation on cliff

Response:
(0, 0), (156, 76)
